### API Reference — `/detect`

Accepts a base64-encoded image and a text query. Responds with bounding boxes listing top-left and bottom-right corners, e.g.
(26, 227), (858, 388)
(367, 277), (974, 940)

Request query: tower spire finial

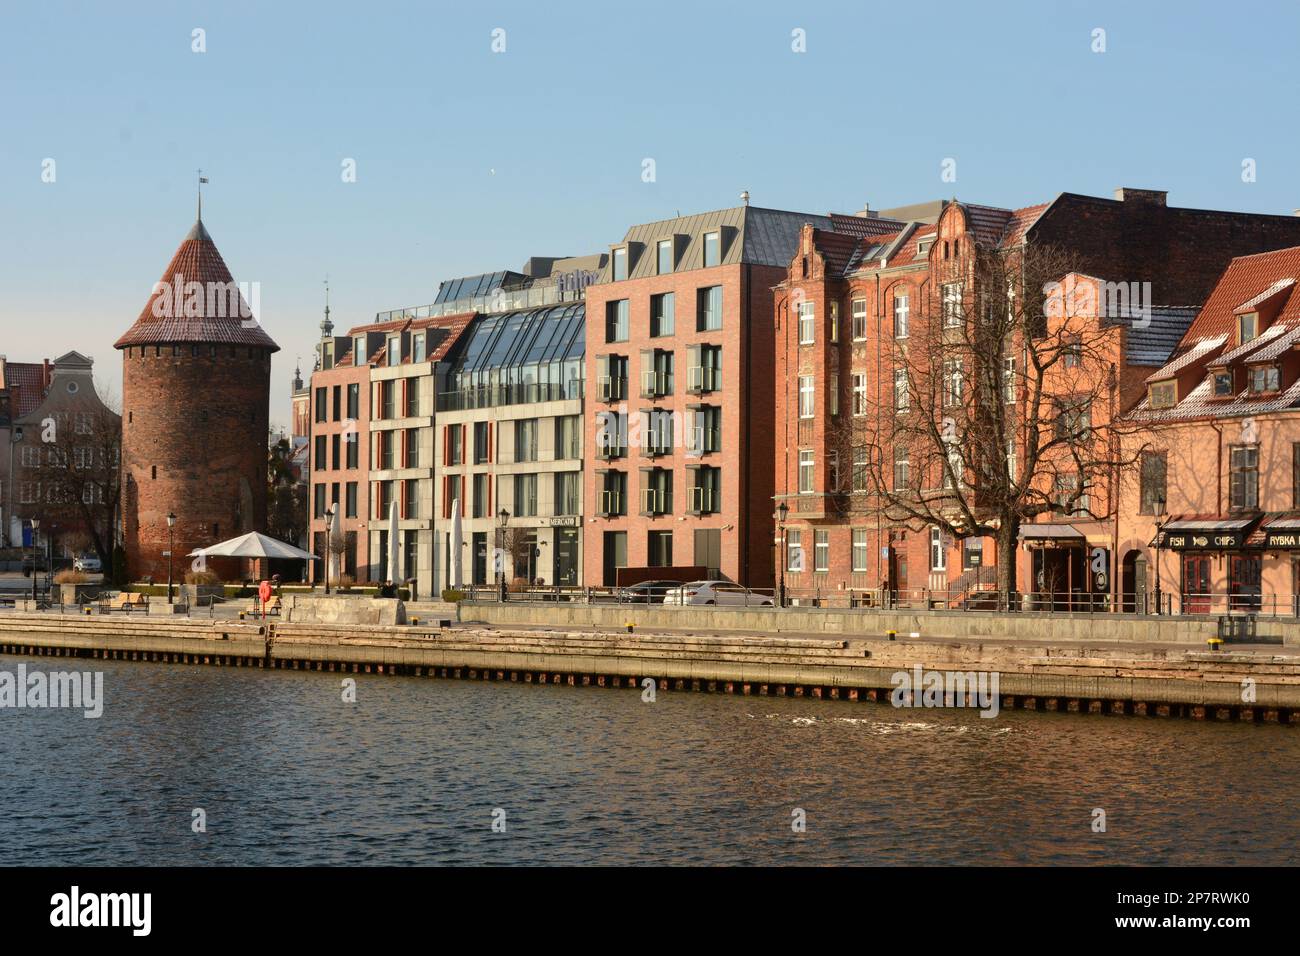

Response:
(197, 169), (209, 222)
(320, 275), (334, 338)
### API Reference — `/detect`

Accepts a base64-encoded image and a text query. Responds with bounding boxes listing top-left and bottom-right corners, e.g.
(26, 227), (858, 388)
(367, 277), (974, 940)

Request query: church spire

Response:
(320, 276), (334, 338)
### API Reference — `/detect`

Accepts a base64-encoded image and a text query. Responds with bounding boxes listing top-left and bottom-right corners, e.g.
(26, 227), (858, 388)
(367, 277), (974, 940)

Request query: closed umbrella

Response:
(449, 500), (463, 589)
(388, 500), (400, 584)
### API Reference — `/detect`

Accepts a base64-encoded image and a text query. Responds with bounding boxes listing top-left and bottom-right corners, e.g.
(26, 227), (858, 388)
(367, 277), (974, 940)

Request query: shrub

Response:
(185, 569), (222, 586)
(441, 588), (466, 603)
(336, 573), (356, 590)
(54, 570), (88, 585)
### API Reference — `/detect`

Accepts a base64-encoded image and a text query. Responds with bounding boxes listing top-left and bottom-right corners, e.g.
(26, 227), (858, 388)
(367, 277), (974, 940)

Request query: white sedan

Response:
(662, 580), (775, 606)
(73, 554), (103, 573)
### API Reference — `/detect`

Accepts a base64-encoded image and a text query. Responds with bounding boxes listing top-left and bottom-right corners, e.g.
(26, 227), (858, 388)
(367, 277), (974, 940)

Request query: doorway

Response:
(554, 528), (578, 586)
(1120, 550), (1147, 613)
(1181, 554), (1211, 614)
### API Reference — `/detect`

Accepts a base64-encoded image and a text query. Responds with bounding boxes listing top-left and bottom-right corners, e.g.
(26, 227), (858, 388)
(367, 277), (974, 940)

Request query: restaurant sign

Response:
(1263, 530), (1300, 550)
(1162, 530), (1247, 550)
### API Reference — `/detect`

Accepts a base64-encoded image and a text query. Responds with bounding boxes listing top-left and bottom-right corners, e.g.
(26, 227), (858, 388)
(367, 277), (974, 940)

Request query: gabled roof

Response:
(115, 218), (280, 351)
(1161, 245), (1300, 366)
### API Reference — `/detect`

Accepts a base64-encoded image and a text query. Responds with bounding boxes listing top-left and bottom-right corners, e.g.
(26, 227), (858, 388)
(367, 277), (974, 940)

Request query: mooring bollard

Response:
(887, 629), (897, 641)
(626, 622), (635, 633)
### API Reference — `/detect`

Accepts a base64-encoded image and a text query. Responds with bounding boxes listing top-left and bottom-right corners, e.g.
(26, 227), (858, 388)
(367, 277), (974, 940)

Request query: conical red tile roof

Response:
(114, 219), (280, 351)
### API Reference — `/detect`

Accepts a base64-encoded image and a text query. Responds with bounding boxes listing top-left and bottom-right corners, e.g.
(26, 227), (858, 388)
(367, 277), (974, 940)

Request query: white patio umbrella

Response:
(190, 531), (318, 561)
(387, 500), (400, 584)
(449, 500), (463, 588)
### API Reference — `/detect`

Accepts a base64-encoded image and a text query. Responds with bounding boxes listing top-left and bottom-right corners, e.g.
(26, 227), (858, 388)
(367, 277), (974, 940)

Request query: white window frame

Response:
(851, 298), (867, 340)
(852, 373), (867, 416)
(814, 530), (830, 573)
(942, 282), (963, 327)
(894, 293), (910, 338)
(798, 301), (815, 345)
(798, 449), (815, 494)
(851, 529), (868, 573)
(798, 375), (815, 419)
(930, 527), (947, 572)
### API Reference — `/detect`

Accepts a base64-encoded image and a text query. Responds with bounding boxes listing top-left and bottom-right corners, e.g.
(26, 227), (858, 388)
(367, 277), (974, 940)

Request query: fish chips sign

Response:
(1162, 529), (1246, 550)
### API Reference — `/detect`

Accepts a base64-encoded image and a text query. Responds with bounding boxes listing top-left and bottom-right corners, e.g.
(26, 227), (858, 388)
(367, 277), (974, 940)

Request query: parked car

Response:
(616, 580), (682, 604)
(74, 554), (103, 574)
(662, 580), (775, 607)
(21, 554), (48, 576)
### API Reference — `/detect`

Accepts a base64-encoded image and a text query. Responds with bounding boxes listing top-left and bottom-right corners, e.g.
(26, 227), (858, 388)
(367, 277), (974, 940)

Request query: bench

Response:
(249, 595), (282, 617)
(104, 592), (148, 613)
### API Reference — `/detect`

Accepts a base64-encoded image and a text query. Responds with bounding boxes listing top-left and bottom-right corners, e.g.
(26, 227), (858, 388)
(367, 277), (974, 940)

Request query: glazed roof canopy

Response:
(115, 218), (280, 351)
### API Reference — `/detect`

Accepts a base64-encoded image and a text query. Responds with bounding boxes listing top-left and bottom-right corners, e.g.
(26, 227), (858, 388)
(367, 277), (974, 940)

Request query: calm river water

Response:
(0, 656), (1296, 865)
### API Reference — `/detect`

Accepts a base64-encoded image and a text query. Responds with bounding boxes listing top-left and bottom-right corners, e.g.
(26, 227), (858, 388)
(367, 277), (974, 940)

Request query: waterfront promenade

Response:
(2, 598), (1298, 723)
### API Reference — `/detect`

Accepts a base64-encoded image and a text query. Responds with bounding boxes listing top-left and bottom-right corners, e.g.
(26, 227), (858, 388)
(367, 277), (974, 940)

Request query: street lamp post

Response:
(166, 512), (177, 605)
(29, 518), (39, 606)
(1152, 495), (1167, 616)
(497, 508), (510, 602)
(776, 501), (789, 608)
(324, 504), (336, 595)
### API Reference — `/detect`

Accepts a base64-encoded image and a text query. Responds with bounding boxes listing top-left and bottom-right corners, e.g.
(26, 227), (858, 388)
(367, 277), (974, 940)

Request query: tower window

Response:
(151, 466), (157, 479)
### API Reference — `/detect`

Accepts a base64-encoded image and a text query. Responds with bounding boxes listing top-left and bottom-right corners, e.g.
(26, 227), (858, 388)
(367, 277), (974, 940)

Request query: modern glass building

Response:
(433, 303), (588, 590)
(438, 303), (585, 411)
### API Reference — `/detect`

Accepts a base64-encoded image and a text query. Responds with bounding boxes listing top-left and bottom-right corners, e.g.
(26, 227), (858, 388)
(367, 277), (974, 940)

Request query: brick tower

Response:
(115, 210), (279, 583)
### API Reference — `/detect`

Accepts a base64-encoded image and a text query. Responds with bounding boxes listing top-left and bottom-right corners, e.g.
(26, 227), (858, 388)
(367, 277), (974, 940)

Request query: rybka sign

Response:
(1263, 530), (1300, 549)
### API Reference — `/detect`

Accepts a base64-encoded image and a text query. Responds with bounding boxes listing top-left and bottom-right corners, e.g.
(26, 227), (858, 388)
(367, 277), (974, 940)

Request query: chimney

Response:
(1114, 187), (1168, 207)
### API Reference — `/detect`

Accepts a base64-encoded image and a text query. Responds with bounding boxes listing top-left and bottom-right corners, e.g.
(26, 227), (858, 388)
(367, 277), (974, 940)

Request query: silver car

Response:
(662, 580), (775, 606)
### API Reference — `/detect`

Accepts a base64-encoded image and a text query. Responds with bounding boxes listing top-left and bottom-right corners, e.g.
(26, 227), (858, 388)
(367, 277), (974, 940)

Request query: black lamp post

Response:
(29, 518), (39, 606)
(776, 500), (789, 608)
(1152, 495), (1167, 616)
(324, 504), (336, 594)
(166, 512), (177, 604)
(497, 508), (510, 602)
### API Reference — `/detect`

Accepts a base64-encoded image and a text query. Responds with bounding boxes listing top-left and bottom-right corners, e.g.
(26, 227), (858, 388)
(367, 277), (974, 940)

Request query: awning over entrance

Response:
(1019, 523), (1085, 545)
(1151, 516), (1260, 550)
(1248, 515), (1300, 550)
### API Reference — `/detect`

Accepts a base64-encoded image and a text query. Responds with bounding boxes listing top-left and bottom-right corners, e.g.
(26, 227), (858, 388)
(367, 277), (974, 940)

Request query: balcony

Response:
(640, 487), (671, 516)
(688, 486), (718, 515)
(686, 366), (720, 394)
(599, 375), (627, 403)
(640, 369), (669, 399)
(598, 490), (623, 516)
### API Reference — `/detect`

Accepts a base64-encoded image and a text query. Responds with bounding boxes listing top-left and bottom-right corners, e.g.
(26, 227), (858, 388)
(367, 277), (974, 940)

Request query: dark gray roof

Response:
(1122, 306), (1200, 366)
(597, 206), (835, 281)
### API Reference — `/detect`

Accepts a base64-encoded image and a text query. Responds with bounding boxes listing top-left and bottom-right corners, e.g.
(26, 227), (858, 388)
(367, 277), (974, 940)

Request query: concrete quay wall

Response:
(2, 614), (1298, 722)
(457, 601), (1300, 646)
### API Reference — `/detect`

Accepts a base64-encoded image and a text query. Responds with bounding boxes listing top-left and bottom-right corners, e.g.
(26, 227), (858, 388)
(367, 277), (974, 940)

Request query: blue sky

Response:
(3, 0), (1299, 431)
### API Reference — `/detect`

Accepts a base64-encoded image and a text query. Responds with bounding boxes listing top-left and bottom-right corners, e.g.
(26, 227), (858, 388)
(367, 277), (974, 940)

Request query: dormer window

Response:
(1239, 312), (1259, 343)
(915, 237), (934, 258)
(1213, 371), (1234, 396)
(1149, 381), (1176, 409)
(354, 336), (367, 364)
(1249, 365), (1280, 393)
(612, 247), (628, 281)
(703, 231), (720, 268)
(656, 239), (673, 275)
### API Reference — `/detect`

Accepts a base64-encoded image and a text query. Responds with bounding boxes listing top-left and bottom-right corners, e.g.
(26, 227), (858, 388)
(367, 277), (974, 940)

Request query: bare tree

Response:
(833, 242), (1145, 601)
(27, 399), (122, 570)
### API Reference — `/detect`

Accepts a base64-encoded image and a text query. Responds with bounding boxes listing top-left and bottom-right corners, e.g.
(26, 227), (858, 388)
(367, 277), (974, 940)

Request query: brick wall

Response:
(120, 344), (271, 583)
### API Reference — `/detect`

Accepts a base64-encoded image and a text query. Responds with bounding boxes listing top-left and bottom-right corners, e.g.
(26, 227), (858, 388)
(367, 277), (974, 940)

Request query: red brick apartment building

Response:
(307, 308), (471, 588)
(773, 188), (1300, 605)
(582, 202), (904, 588)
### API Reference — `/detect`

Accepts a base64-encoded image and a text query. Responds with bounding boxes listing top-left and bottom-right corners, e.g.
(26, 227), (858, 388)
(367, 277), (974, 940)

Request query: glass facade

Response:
(439, 304), (586, 411)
